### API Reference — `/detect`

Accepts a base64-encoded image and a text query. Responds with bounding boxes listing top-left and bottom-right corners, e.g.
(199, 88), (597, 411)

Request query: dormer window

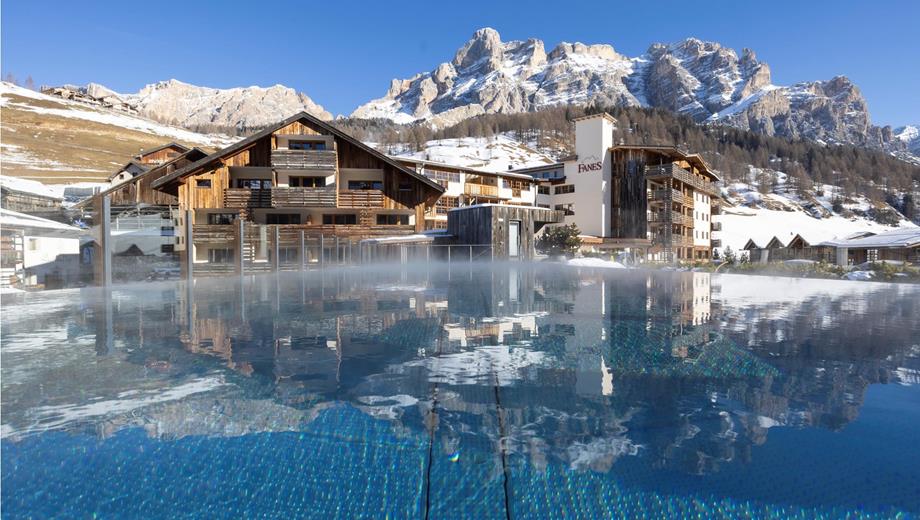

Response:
(289, 140), (326, 151)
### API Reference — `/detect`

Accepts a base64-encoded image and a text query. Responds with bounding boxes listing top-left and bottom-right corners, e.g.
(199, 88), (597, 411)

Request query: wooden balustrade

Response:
(645, 163), (719, 196)
(464, 183), (499, 197)
(270, 149), (337, 171)
(338, 189), (384, 208)
(271, 187), (336, 207)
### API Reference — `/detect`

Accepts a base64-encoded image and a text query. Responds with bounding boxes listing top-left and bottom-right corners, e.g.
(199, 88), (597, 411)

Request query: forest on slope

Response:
(334, 105), (920, 221)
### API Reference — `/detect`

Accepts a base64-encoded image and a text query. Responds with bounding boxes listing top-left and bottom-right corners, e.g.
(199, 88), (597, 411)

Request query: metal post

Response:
(335, 237), (340, 264)
(320, 234), (325, 268)
(236, 218), (244, 275)
(185, 209), (194, 281)
(273, 226), (280, 272)
(299, 230), (306, 271)
(100, 195), (112, 287)
(448, 245), (451, 266)
(469, 245), (473, 262)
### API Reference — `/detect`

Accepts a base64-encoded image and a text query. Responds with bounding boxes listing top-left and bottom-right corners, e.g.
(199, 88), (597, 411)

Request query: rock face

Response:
(352, 28), (906, 153)
(91, 79), (332, 129)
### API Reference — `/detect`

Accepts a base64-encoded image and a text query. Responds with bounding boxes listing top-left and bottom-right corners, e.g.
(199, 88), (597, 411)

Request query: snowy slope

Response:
(1, 82), (233, 183)
(384, 134), (556, 171)
(715, 167), (916, 254)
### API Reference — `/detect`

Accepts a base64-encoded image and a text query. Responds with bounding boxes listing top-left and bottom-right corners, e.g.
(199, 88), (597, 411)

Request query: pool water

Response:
(2, 265), (919, 518)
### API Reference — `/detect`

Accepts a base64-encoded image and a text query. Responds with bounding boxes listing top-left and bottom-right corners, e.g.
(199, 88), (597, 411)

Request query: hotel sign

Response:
(576, 155), (602, 173)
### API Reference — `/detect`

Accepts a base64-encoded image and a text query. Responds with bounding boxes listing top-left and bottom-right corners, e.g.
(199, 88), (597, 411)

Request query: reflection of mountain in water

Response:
(2, 266), (919, 480)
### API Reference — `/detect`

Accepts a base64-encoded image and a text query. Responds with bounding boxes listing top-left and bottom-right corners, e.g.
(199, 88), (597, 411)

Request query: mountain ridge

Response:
(352, 28), (908, 155)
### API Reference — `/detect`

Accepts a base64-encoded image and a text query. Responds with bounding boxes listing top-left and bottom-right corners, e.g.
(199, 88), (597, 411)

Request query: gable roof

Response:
(77, 148), (210, 208)
(786, 233), (812, 248)
(151, 112), (444, 194)
(742, 238), (762, 250)
(107, 160), (150, 181)
(135, 142), (190, 160)
(764, 236), (786, 249)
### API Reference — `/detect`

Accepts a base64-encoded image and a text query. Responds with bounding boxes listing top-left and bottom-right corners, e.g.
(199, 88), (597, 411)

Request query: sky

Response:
(2, 0), (918, 126)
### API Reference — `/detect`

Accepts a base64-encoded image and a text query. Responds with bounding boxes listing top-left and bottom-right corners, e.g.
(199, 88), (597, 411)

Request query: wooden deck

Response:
(270, 149), (337, 171)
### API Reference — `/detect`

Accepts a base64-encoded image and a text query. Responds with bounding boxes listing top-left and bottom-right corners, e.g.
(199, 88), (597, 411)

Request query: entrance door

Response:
(508, 220), (521, 258)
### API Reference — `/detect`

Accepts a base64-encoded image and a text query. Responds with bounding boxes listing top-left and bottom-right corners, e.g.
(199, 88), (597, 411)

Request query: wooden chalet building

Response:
(109, 142), (192, 185)
(150, 112), (444, 272)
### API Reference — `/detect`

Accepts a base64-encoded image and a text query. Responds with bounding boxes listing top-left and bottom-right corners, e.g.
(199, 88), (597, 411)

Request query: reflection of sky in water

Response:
(2, 265), (919, 518)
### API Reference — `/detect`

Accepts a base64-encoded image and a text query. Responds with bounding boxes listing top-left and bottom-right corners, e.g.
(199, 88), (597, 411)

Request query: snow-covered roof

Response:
(394, 156), (538, 182)
(0, 208), (85, 237)
(0, 175), (63, 201)
(819, 227), (920, 249)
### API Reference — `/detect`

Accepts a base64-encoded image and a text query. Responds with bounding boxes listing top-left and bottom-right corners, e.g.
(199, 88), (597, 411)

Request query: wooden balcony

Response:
(271, 149), (337, 171)
(648, 210), (693, 227)
(272, 187), (336, 207)
(645, 163), (719, 196)
(224, 188), (271, 209)
(224, 187), (337, 209)
(464, 183), (500, 198)
(193, 224), (236, 243)
(338, 189), (384, 208)
(649, 187), (693, 206)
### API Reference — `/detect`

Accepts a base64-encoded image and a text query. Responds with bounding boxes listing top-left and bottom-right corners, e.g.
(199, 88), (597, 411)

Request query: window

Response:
(323, 214), (357, 225)
(555, 204), (575, 216)
(377, 214), (409, 225)
(423, 169), (461, 184)
(237, 179), (271, 189)
(289, 176), (326, 188)
(435, 196), (459, 215)
(555, 184), (575, 195)
(28, 238), (39, 251)
(266, 213), (301, 225)
(398, 180), (412, 192)
(208, 248), (234, 264)
(289, 140), (326, 150)
(161, 244), (175, 253)
(207, 213), (236, 225)
(160, 226), (175, 236)
(196, 179), (211, 188)
(348, 180), (383, 190)
(537, 203), (550, 209)
(538, 186), (550, 195)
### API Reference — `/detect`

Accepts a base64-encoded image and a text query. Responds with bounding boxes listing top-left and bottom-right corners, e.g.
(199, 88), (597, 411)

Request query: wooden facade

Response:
(446, 205), (561, 260)
(610, 146), (719, 262)
(149, 112), (444, 269)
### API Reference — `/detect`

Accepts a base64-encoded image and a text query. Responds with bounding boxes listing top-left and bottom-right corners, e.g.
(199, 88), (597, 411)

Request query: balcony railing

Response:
(224, 187), (337, 209)
(652, 233), (694, 247)
(711, 221), (722, 231)
(338, 189), (384, 208)
(464, 183), (500, 198)
(649, 187), (693, 206)
(272, 187), (336, 207)
(271, 149), (337, 171)
(193, 224), (236, 243)
(648, 210), (693, 227)
(645, 163), (719, 196)
(224, 188), (271, 209)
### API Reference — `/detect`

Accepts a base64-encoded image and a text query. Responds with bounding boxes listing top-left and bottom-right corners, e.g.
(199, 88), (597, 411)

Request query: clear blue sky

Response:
(3, 0), (917, 126)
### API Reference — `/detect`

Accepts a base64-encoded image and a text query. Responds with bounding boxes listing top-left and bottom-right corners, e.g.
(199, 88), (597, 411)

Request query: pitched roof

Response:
(742, 238), (762, 250)
(107, 159), (150, 181)
(393, 156), (538, 182)
(0, 208), (85, 237)
(820, 227), (920, 249)
(608, 145), (721, 182)
(764, 236), (786, 249)
(151, 112), (444, 193)
(78, 148), (209, 208)
(135, 141), (190, 160)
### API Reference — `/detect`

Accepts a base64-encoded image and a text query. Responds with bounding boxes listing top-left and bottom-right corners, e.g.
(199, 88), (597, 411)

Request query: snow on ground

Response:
(0, 143), (109, 173)
(717, 168), (916, 254)
(387, 134), (556, 172)
(566, 257), (626, 269)
(1, 82), (234, 148)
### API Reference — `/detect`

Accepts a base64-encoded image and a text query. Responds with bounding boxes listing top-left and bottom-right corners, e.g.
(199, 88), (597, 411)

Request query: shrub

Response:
(536, 224), (582, 257)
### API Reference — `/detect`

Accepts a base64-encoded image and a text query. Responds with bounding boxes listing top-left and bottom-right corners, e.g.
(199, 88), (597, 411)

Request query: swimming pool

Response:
(2, 265), (919, 518)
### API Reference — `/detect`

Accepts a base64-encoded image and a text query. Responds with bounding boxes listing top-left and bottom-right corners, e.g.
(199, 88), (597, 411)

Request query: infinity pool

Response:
(2, 265), (919, 518)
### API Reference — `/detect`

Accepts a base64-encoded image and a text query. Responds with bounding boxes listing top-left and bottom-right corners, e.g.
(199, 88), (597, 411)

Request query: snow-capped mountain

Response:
(74, 79), (333, 130)
(895, 125), (920, 154)
(352, 28), (906, 152)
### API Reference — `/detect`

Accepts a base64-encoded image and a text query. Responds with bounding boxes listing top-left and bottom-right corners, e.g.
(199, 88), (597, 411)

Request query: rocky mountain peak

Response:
(452, 27), (505, 71)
